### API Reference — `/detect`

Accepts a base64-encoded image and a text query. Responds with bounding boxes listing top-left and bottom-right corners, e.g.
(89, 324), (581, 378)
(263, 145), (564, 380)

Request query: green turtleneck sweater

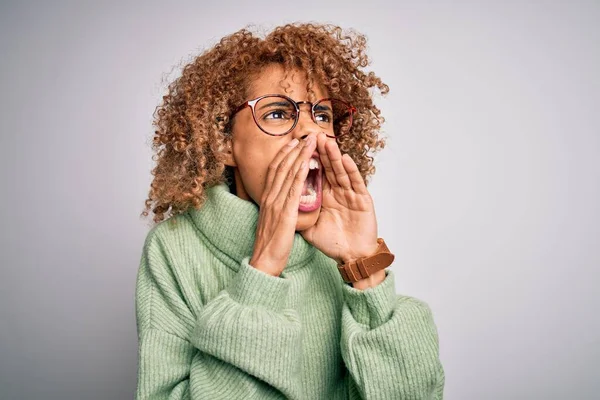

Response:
(135, 183), (445, 399)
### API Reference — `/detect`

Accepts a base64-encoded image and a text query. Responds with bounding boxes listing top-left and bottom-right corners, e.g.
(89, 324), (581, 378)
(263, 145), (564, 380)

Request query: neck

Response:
(233, 168), (255, 205)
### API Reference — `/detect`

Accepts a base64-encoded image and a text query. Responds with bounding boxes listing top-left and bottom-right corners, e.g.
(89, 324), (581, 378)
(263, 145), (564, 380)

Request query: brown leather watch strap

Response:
(337, 238), (395, 283)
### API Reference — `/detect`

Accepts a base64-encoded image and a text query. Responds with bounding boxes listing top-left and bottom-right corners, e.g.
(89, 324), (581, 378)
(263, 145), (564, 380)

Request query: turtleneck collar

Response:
(184, 183), (317, 272)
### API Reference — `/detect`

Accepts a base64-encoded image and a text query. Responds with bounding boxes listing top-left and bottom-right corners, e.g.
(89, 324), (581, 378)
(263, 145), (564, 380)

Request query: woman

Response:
(136, 23), (445, 399)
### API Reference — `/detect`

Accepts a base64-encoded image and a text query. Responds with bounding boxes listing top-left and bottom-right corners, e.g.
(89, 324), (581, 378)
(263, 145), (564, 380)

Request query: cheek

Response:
(236, 152), (270, 197)
(235, 144), (278, 174)
(243, 153), (269, 173)
(232, 137), (287, 198)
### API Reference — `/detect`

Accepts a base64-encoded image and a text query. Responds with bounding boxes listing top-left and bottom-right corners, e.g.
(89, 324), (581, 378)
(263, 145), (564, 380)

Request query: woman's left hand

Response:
(300, 133), (380, 264)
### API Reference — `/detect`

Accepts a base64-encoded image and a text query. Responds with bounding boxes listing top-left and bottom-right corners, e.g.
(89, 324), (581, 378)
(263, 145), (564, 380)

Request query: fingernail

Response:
(300, 160), (307, 169)
(305, 135), (314, 145)
(288, 138), (299, 147)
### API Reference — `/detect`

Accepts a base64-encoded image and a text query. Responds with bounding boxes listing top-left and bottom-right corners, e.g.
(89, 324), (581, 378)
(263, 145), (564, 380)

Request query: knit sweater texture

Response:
(135, 183), (445, 399)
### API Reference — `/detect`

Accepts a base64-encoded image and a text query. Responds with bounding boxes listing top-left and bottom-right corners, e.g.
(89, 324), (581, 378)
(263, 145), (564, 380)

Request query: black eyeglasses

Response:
(231, 94), (356, 137)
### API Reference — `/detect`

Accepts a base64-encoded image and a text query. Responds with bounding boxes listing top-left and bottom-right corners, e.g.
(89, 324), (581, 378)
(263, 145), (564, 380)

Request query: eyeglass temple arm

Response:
(233, 101), (250, 115)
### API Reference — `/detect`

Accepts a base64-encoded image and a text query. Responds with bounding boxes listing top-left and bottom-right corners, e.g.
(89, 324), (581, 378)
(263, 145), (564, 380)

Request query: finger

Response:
(276, 134), (317, 206)
(316, 133), (339, 188)
(269, 134), (316, 199)
(325, 140), (352, 190)
(342, 153), (368, 194)
(264, 137), (306, 200)
(321, 168), (332, 194)
(263, 137), (304, 196)
(286, 156), (311, 216)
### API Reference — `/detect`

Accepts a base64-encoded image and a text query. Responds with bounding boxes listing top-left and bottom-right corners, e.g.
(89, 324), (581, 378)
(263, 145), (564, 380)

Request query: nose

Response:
(290, 106), (321, 141)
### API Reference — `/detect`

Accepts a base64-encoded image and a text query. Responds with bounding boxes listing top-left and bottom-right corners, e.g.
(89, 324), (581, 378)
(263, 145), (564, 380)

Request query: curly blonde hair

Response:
(141, 23), (389, 225)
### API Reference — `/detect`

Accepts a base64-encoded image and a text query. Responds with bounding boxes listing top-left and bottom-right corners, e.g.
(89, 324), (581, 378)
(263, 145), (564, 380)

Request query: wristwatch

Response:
(337, 238), (395, 283)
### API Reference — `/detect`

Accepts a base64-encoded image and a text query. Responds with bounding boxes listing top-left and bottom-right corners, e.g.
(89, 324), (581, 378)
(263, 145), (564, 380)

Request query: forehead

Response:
(247, 64), (328, 100)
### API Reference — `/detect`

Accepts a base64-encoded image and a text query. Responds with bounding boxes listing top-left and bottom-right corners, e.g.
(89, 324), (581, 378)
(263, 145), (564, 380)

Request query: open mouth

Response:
(299, 152), (323, 212)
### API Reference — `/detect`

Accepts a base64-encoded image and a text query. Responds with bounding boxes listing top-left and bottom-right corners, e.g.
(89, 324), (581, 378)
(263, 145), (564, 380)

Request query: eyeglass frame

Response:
(231, 93), (357, 138)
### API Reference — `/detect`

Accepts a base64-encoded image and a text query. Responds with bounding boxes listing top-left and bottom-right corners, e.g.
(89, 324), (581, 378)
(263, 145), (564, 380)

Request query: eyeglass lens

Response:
(253, 96), (352, 136)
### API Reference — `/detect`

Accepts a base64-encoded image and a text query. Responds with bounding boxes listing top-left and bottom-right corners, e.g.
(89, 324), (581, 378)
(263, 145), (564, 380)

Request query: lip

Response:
(298, 152), (322, 213)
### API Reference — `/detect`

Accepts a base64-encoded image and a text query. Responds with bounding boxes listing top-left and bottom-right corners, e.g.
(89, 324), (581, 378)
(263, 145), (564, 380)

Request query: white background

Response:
(1, 1), (598, 399)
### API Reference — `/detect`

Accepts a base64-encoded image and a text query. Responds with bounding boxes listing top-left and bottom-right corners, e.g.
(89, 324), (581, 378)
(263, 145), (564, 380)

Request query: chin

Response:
(295, 209), (321, 232)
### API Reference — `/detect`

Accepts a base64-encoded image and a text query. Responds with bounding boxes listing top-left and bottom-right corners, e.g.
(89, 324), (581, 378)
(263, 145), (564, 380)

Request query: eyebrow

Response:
(258, 101), (295, 110)
(314, 103), (332, 112)
(256, 101), (333, 112)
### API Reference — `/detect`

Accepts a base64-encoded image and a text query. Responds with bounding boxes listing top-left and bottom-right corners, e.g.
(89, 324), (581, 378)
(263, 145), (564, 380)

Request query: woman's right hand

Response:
(249, 134), (317, 276)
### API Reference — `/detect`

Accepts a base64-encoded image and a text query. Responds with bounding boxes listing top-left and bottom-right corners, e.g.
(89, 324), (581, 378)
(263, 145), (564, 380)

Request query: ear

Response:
(219, 138), (237, 167)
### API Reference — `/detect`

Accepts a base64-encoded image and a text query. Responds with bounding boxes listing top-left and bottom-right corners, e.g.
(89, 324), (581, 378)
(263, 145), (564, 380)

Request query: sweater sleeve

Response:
(340, 269), (445, 399)
(135, 231), (302, 400)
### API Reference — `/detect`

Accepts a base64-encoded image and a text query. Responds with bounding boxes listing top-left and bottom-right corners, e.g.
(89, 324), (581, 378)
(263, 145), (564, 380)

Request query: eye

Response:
(314, 112), (332, 123)
(263, 109), (294, 120)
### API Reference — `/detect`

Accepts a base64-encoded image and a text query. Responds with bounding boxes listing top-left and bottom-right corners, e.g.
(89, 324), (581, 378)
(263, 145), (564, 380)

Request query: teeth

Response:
(300, 191), (317, 205)
(309, 158), (319, 170)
